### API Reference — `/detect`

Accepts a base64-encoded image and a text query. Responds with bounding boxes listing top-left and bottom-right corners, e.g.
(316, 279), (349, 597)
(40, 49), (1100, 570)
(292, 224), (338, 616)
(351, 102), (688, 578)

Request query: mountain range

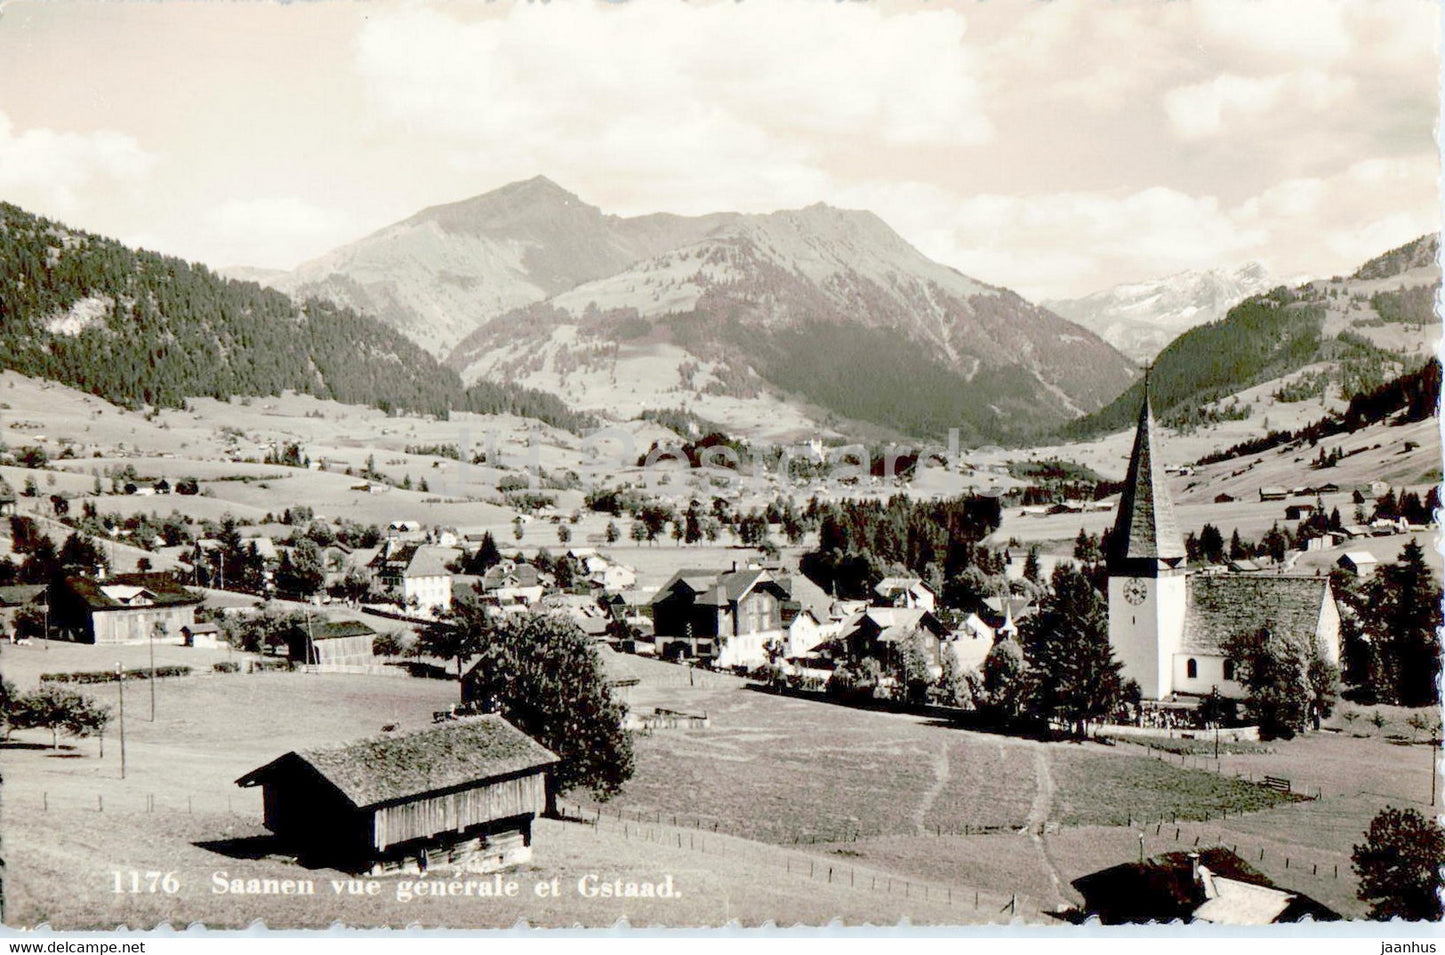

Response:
(1044, 263), (1279, 363)
(4, 178), (1433, 449)
(261, 177), (1137, 442)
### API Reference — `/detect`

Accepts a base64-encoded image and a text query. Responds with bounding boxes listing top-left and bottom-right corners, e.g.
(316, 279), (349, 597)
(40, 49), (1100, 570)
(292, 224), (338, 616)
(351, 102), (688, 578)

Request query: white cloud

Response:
(1164, 70), (1355, 140)
(1191, 0), (1355, 64)
(840, 150), (1438, 301)
(199, 197), (358, 270)
(0, 111), (156, 217)
(354, 2), (994, 213)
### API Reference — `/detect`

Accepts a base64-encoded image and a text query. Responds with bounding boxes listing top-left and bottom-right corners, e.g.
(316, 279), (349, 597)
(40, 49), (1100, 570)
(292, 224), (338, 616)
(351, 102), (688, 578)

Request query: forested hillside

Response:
(0, 202), (595, 433)
(1061, 235), (1440, 441)
(1063, 287), (1330, 437)
(1353, 233), (1440, 281)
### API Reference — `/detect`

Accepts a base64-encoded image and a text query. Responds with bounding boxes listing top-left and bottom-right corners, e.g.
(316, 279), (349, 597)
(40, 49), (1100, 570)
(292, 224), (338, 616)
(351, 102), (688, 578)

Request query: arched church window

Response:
(1186, 658), (1198, 679)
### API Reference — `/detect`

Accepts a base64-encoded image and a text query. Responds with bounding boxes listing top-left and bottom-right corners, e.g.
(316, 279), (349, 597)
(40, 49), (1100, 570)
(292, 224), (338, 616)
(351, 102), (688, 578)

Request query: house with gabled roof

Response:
(649, 566), (790, 668)
(0, 478), (16, 517)
(480, 560), (545, 609)
(1336, 551), (1379, 577)
(1071, 848), (1338, 925)
(236, 716), (557, 875)
(51, 572), (202, 645)
(873, 576), (936, 612)
(369, 542), (456, 615)
(0, 583), (46, 638)
(1108, 384), (1340, 701)
(821, 606), (951, 673)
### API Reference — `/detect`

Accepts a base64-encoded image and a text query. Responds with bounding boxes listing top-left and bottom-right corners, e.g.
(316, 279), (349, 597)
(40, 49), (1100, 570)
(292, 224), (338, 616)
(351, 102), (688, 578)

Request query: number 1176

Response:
(113, 871), (180, 894)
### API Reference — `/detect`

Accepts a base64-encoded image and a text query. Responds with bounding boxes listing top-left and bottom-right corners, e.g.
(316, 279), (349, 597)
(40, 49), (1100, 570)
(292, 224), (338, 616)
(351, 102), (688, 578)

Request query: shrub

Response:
(39, 666), (193, 684)
(212, 661), (240, 674)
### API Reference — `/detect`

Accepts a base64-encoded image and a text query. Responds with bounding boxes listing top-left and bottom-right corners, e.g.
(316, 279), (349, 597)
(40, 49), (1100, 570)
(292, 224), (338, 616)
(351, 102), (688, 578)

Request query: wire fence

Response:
(20, 789), (259, 817)
(559, 801), (1042, 922)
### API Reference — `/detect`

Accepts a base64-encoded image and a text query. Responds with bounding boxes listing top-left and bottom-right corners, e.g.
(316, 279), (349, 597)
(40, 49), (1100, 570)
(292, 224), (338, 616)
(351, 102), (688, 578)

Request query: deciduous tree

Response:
(1353, 806), (1445, 921)
(460, 610), (633, 811)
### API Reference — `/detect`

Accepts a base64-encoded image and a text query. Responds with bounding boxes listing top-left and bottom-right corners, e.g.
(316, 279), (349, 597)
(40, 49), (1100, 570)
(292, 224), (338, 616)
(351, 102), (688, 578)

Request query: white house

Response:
(873, 577), (937, 612)
(369, 543), (456, 615)
(1336, 551), (1380, 577)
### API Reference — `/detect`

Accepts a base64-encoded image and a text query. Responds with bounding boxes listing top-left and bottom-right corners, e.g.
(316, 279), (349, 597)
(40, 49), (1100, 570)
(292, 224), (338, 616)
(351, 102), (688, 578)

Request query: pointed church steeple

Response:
(1107, 370), (1186, 570)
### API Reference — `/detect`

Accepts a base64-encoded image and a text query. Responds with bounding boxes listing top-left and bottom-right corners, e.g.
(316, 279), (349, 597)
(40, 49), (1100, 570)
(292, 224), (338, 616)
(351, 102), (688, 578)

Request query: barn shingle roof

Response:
(236, 715), (557, 809)
(311, 619), (378, 641)
(62, 573), (202, 611)
(1183, 576), (1332, 655)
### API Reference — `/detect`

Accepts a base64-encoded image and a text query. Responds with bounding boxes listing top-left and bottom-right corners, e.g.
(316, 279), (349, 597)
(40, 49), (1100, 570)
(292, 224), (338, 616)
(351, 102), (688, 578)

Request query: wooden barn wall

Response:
(372, 772), (545, 850)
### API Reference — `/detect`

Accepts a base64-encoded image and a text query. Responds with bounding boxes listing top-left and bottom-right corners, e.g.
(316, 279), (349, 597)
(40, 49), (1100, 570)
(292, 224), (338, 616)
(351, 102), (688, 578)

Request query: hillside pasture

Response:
(1, 643), (999, 928)
(580, 656), (1297, 843)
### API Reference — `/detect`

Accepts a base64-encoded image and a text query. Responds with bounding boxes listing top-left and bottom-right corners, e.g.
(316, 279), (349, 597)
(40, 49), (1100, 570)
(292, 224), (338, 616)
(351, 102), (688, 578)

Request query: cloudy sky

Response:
(0, 0), (1437, 300)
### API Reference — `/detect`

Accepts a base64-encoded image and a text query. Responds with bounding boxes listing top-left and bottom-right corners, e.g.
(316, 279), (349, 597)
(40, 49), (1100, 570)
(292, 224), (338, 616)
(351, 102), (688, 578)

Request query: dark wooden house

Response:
(1070, 848), (1339, 924)
(236, 716), (558, 875)
(284, 618), (379, 666)
(51, 572), (202, 645)
(648, 566), (789, 666)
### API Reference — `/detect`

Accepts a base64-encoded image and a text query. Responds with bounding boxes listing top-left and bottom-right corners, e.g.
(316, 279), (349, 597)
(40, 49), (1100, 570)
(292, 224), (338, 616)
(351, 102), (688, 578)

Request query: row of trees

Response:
(1335, 540), (1442, 707)
(958, 564), (1126, 736)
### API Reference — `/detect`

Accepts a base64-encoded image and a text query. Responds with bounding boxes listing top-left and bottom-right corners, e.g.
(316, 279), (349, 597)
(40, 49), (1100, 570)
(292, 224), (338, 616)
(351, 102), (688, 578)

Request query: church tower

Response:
(1107, 377), (1189, 699)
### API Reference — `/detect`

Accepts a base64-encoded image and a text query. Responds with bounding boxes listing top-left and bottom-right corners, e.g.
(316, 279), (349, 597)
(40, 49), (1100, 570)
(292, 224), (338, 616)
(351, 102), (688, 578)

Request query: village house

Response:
(369, 542), (456, 614)
(236, 716), (557, 875)
(0, 478), (16, 516)
(0, 583), (46, 639)
(1071, 848), (1338, 925)
(1336, 551), (1380, 577)
(1258, 486), (1289, 502)
(480, 560), (545, 609)
(649, 566), (790, 668)
(538, 593), (614, 639)
(781, 606), (826, 658)
(1283, 503), (1317, 521)
(50, 572), (203, 645)
(873, 576), (937, 612)
(823, 606), (951, 673)
(948, 619), (995, 674)
(1108, 389), (1341, 701)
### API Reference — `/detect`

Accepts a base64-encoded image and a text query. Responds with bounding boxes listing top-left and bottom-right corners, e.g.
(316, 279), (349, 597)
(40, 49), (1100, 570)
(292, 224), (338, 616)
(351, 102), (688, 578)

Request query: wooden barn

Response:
(235, 716), (558, 875)
(51, 572), (202, 645)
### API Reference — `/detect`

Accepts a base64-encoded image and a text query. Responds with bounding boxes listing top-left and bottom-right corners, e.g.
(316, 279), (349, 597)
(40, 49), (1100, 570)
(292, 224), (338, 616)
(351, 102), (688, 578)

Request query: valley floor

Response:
(3, 642), (1426, 928)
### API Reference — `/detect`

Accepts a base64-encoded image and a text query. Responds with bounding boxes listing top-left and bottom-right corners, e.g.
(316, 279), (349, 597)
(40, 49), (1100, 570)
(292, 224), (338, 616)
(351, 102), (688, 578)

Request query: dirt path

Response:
(1024, 745), (1078, 912)
(912, 739), (951, 836)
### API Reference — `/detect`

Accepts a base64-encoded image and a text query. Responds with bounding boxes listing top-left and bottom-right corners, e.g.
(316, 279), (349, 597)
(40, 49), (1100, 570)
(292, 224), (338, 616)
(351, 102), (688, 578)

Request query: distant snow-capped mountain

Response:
(1045, 263), (1277, 363)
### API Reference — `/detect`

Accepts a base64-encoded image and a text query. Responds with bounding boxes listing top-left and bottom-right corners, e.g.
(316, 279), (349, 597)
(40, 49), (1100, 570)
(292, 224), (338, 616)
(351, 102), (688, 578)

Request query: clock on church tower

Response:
(1106, 382), (1190, 701)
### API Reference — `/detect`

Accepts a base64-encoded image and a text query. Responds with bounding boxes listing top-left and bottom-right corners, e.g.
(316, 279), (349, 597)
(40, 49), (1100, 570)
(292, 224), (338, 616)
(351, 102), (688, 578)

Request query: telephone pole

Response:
(149, 622), (162, 720)
(116, 661), (126, 780)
